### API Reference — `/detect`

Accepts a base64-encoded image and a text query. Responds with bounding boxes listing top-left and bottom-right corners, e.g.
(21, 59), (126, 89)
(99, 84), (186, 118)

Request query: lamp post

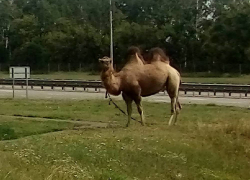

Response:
(195, 0), (199, 38)
(110, 0), (114, 67)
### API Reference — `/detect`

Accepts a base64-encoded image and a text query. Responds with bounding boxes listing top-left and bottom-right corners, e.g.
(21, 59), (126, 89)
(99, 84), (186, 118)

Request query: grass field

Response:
(0, 71), (250, 84)
(0, 98), (250, 179)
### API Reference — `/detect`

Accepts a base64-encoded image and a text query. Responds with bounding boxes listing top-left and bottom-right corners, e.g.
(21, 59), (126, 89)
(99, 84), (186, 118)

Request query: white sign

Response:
(9, 66), (30, 79)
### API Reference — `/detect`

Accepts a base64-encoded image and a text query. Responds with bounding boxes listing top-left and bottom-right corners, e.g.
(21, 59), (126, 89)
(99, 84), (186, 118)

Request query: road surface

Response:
(0, 87), (249, 108)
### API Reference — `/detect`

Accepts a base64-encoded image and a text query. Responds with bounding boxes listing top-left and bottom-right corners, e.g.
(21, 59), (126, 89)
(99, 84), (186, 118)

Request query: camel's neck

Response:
(101, 67), (121, 96)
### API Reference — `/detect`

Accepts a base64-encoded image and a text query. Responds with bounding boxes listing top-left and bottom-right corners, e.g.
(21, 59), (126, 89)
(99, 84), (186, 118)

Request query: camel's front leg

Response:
(122, 93), (133, 127)
(135, 98), (146, 126)
(126, 100), (133, 127)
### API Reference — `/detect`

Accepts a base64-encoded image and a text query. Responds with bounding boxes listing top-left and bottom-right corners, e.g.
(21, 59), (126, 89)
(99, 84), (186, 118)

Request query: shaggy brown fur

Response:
(148, 47), (170, 63)
(126, 46), (146, 64)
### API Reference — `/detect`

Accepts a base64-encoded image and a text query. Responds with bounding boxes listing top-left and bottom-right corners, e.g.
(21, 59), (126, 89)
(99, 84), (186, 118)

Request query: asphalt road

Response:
(0, 87), (249, 108)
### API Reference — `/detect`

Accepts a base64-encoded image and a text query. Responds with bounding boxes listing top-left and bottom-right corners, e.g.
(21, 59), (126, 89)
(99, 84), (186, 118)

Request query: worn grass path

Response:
(0, 114), (120, 130)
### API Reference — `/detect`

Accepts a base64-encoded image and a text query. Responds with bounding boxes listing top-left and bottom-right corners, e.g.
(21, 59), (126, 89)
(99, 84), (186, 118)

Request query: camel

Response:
(99, 47), (182, 127)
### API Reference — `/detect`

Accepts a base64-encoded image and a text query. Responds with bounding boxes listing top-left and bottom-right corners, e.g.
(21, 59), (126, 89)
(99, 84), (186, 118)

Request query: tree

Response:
(0, 0), (248, 73)
(202, 1), (250, 65)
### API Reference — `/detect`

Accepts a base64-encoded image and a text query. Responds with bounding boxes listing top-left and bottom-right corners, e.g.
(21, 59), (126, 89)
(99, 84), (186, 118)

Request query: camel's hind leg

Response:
(134, 97), (145, 126)
(168, 97), (177, 126)
(168, 95), (182, 125)
(166, 80), (181, 126)
(173, 97), (182, 124)
(122, 93), (133, 127)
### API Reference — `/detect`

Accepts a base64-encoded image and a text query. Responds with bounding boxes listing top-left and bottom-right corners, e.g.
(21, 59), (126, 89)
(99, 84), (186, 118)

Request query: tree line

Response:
(0, 0), (250, 72)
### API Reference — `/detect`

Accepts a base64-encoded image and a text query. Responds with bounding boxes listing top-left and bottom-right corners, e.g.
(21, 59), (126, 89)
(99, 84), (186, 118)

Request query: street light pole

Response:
(110, 0), (114, 67)
(195, 0), (199, 37)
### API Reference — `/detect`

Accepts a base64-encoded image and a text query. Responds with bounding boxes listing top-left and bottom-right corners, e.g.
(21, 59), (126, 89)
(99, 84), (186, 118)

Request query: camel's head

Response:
(99, 56), (112, 70)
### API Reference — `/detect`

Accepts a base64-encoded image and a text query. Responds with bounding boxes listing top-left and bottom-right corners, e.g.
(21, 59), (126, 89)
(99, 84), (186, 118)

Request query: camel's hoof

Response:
(168, 123), (176, 126)
(126, 124), (130, 128)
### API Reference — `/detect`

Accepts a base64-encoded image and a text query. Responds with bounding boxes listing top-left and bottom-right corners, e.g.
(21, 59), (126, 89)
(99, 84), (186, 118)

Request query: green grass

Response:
(0, 98), (250, 179)
(177, 72), (250, 84)
(1, 71), (250, 84)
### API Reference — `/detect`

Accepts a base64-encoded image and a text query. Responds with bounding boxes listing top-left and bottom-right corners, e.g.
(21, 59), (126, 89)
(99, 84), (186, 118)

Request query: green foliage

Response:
(0, 0), (250, 72)
(0, 43), (9, 63)
(203, 2), (250, 65)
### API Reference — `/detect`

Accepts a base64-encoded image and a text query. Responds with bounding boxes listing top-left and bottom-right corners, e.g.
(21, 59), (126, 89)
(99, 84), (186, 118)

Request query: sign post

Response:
(10, 66), (30, 99)
(25, 67), (28, 98)
(12, 68), (15, 98)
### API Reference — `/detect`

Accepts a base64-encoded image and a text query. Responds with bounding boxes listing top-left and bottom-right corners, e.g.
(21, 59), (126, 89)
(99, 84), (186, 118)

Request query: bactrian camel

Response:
(99, 47), (182, 127)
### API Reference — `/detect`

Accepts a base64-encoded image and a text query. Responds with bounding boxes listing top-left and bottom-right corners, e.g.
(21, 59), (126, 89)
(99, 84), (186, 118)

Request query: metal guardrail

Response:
(180, 83), (250, 96)
(0, 79), (102, 91)
(0, 79), (250, 97)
